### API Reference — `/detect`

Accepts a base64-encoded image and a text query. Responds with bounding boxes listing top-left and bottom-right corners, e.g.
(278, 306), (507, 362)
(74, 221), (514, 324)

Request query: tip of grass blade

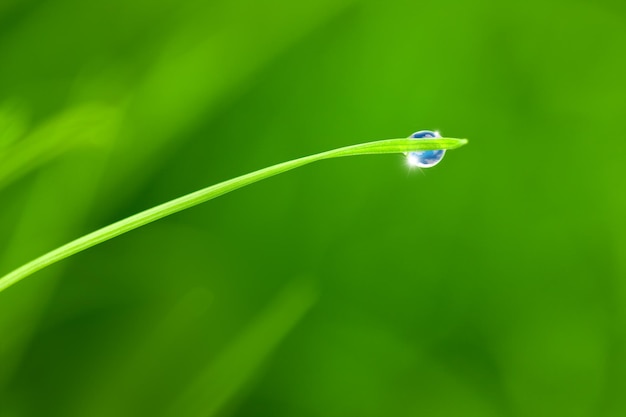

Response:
(441, 137), (468, 149)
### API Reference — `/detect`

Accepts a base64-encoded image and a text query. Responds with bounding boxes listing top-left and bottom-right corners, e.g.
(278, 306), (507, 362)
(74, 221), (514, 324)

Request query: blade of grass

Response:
(71, 289), (213, 417)
(0, 101), (28, 150)
(0, 137), (467, 294)
(0, 104), (118, 191)
(165, 278), (317, 417)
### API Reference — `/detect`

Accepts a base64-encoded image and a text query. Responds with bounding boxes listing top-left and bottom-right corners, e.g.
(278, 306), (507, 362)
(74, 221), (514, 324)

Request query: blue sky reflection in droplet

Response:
(407, 130), (445, 168)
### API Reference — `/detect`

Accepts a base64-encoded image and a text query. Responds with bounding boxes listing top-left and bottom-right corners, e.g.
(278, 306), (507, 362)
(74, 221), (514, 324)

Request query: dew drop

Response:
(406, 130), (446, 168)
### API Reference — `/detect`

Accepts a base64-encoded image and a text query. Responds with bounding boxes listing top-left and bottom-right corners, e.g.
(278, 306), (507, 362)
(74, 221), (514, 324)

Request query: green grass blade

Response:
(166, 278), (317, 417)
(0, 105), (118, 191)
(0, 101), (28, 150)
(0, 137), (467, 294)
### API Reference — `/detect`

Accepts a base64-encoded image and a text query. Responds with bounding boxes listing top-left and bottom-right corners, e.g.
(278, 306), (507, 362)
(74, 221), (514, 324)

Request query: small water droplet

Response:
(406, 130), (446, 168)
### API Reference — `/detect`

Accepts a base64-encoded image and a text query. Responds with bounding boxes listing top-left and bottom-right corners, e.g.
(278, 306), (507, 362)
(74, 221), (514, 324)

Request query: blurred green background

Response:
(1, 0), (626, 416)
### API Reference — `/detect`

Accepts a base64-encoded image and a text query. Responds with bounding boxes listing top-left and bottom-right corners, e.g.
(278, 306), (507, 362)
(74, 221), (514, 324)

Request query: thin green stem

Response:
(0, 137), (467, 293)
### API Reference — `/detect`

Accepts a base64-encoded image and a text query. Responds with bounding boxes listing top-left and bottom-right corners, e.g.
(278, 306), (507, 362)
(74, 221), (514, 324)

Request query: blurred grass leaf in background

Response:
(1, 0), (626, 416)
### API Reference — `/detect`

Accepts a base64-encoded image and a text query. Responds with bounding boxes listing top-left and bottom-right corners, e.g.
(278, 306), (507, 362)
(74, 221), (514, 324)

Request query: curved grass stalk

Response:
(0, 137), (467, 293)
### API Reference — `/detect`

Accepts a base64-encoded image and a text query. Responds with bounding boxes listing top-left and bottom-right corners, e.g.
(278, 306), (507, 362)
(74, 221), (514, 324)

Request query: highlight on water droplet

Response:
(406, 130), (446, 168)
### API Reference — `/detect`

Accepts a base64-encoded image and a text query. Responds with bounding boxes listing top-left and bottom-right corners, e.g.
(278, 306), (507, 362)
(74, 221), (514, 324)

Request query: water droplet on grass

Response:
(407, 130), (445, 168)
